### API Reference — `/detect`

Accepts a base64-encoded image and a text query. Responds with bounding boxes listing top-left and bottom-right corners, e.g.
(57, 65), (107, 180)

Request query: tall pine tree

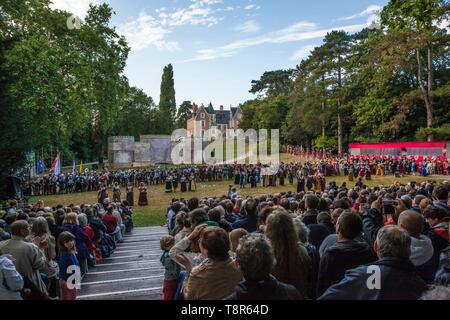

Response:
(158, 64), (176, 134)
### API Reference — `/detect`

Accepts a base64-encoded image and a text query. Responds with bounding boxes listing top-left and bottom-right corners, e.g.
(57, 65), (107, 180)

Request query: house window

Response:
(201, 113), (205, 118)
(202, 120), (205, 127)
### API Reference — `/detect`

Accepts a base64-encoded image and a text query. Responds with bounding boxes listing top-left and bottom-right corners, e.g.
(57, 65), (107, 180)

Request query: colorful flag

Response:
(50, 154), (61, 175)
(79, 160), (83, 174)
(37, 157), (44, 174)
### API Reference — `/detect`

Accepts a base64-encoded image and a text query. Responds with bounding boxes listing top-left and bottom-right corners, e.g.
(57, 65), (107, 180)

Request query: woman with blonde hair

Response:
(233, 198), (243, 215)
(28, 216), (59, 297)
(265, 208), (311, 299)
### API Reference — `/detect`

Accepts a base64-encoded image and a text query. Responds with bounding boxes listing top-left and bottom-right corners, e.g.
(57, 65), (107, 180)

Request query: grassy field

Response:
(29, 154), (445, 227)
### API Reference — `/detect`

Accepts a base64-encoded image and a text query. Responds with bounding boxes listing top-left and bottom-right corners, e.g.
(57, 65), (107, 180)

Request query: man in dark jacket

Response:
(301, 194), (319, 226)
(432, 186), (450, 216)
(319, 225), (427, 300)
(317, 212), (377, 296)
(231, 199), (258, 233)
(226, 233), (301, 300)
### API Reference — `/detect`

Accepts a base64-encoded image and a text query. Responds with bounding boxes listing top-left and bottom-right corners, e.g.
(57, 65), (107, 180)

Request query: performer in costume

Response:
(113, 182), (121, 202)
(138, 182), (148, 206)
(126, 183), (134, 206)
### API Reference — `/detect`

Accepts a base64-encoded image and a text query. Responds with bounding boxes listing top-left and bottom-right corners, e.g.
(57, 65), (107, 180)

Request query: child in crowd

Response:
(160, 235), (180, 300)
(58, 231), (80, 300)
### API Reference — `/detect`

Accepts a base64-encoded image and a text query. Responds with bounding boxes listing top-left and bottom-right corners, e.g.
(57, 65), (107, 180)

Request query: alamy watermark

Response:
(366, 265), (381, 290)
(171, 120), (280, 171)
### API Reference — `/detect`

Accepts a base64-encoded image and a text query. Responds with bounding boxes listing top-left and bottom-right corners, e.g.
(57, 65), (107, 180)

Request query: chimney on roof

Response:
(220, 105), (224, 111)
(192, 104), (198, 113)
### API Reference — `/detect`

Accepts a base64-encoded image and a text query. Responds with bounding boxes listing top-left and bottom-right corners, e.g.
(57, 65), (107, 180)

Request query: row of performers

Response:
(165, 175), (197, 193)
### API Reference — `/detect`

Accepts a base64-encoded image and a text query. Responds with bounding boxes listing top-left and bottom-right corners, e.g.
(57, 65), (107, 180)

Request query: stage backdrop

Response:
(108, 135), (173, 167)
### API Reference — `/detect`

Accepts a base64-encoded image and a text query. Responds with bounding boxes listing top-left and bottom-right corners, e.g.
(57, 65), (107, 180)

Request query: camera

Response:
(381, 197), (395, 215)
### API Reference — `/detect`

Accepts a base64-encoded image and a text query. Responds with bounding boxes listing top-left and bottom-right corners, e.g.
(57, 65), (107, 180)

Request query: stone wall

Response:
(108, 135), (173, 167)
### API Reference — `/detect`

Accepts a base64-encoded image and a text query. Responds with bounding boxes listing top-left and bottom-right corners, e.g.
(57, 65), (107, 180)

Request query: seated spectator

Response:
(423, 205), (450, 270)
(0, 220), (47, 296)
(432, 186), (450, 216)
(317, 212), (377, 296)
(0, 254), (24, 300)
(231, 198), (258, 232)
(412, 195), (427, 214)
(181, 227), (242, 300)
(434, 227), (450, 286)
(293, 218), (319, 299)
(420, 285), (450, 300)
(317, 212), (335, 234)
(229, 228), (248, 257)
(0, 219), (11, 240)
(208, 207), (232, 232)
(398, 210), (435, 283)
(265, 208), (311, 299)
(173, 211), (192, 243)
(301, 195), (319, 225)
(319, 225), (427, 300)
(78, 214), (96, 266)
(226, 233), (301, 300)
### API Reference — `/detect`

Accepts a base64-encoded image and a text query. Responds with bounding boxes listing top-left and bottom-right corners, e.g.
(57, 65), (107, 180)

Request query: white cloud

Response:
(186, 20), (371, 62)
(235, 20), (260, 33)
(50, 0), (100, 18)
(339, 5), (382, 21)
(217, 6), (234, 12)
(117, 11), (179, 52)
(157, 0), (224, 27)
(290, 44), (316, 61)
(244, 4), (260, 10)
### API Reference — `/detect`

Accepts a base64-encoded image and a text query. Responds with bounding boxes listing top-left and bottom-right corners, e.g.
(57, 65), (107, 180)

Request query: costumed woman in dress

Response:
(165, 175), (173, 193)
(98, 184), (108, 206)
(113, 182), (121, 203)
(126, 183), (134, 206)
(138, 182), (148, 206)
(180, 175), (187, 192)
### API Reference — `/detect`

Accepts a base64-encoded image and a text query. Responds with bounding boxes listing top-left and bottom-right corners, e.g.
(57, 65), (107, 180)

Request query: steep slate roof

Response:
(215, 110), (231, 125)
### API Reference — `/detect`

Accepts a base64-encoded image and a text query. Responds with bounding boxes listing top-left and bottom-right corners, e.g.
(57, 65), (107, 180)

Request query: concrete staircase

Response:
(77, 226), (167, 300)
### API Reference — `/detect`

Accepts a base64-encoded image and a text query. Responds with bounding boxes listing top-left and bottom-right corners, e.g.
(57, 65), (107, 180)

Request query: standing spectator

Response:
(57, 231), (80, 300)
(226, 234), (301, 300)
(62, 213), (89, 276)
(160, 235), (180, 300)
(0, 254), (24, 300)
(317, 212), (377, 296)
(319, 225), (427, 300)
(0, 220), (47, 295)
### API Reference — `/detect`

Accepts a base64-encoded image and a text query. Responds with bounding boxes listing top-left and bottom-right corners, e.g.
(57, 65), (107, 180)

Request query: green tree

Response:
(176, 101), (193, 129)
(249, 69), (294, 97)
(158, 64), (176, 134)
(380, 0), (449, 141)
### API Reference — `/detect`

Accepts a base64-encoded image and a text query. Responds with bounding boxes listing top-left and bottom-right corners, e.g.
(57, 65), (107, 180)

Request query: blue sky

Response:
(51, 0), (388, 109)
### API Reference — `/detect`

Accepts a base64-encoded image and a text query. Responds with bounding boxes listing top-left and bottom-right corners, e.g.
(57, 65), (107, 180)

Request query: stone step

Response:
(82, 268), (164, 283)
(78, 277), (164, 298)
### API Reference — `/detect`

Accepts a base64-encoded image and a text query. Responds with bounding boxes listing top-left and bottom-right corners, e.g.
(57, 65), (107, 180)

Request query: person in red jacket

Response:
(102, 206), (118, 235)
